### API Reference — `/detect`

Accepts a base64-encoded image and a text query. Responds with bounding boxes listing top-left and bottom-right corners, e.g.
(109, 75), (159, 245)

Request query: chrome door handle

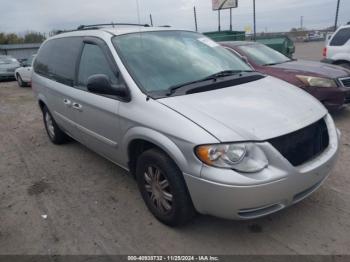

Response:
(63, 99), (72, 107)
(72, 102), (83, 111)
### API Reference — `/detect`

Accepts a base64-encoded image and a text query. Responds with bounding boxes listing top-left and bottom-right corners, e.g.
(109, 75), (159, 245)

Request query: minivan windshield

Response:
(112, 31), (253, 94)
(237, 44), (291, 66)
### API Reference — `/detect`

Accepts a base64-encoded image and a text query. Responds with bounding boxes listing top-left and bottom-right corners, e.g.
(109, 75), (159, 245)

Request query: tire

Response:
(42, 106), (70, 145)
(17, 74), (26, 87)
(136, 149), (196, 226)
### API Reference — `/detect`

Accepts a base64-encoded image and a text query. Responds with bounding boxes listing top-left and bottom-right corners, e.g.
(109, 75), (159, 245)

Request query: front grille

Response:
(339, 77), (350, 87)
(268, 119), (329, 166)
(345, 95), (350, 104)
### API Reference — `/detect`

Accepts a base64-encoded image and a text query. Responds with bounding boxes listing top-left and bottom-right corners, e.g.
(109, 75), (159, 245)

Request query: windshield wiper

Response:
(166, 70), (253, 96)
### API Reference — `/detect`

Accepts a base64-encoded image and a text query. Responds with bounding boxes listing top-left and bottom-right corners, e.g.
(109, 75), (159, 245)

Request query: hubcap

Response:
(144, 166), (173, 213)
(45, 113), (55, 138)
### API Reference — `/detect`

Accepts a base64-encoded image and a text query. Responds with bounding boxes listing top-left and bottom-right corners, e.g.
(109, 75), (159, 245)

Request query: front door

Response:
(70, 38), (124, 163)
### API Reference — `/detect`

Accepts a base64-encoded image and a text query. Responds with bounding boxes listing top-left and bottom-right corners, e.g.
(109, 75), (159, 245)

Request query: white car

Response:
(322, 24), (350, 69)
(15, 54), (36, 87)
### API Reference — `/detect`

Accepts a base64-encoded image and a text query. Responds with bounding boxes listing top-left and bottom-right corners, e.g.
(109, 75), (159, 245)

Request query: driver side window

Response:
(78, 43), (119, 87)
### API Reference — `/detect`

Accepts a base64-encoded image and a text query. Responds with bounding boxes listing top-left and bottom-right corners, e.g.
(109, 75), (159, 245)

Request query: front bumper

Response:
(184, 114), (339, 220)
(306, 86), (350, 111)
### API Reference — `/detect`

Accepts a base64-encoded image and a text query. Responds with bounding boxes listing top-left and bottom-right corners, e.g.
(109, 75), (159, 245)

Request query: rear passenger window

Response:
(78, 44), (119, 87)
(330, 28), (350, 46)
(34, 37), (82, 86)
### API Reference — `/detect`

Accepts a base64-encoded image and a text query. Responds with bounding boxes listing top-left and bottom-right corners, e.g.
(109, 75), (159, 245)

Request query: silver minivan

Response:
(32, 24), (339, 226)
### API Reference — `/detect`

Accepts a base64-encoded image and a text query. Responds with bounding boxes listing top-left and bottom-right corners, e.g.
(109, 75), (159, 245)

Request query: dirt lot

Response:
(1, 68), (350, 254)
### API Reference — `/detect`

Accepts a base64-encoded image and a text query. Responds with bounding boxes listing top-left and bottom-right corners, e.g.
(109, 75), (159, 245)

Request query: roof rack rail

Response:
(77, 23), (151, 30)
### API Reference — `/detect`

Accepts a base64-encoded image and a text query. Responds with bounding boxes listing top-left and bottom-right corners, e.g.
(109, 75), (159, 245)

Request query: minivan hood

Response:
(270, 60), (350, 78)
(158, 76), (327, 142)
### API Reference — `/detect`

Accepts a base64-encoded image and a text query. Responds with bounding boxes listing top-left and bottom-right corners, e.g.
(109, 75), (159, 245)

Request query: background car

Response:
(0, 55), (20, 81)
(221, 41), (350, 111)
(14, 54), (36, 87)
(322, 24), (350, 69)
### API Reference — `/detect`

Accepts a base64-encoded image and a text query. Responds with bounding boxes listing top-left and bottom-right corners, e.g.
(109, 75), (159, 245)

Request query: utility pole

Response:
(194, 6), (198, 32)
(218, 10), (221, 32)
(230, 8), (232, 31)
(253, 0), (256, 40)
(300, 16), (304, 30)
(149, 14), (153, 26)
(334, 0), (340, 31)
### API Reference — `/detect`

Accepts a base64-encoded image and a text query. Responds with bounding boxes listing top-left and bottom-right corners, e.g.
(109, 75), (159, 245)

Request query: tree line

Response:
(0, 32), (46, 45)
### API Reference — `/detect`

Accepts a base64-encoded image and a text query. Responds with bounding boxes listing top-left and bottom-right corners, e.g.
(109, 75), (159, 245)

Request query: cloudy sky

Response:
(0, 0), (349, 34)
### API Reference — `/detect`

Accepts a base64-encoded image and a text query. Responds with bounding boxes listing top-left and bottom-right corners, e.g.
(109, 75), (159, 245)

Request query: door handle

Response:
(72, 102), (83, 111)
(63, 99), (72, 107)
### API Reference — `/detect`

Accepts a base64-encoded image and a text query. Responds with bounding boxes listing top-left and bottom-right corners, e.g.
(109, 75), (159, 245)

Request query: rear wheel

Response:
(16, 74), (26, 87)
(136, 149), (195, 226)
(42, 106), (70, 145)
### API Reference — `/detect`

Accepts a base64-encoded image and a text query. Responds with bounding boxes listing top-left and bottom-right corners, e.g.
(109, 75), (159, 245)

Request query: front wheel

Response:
(17, 74), (26, 87)
(136, 149), (195, 226)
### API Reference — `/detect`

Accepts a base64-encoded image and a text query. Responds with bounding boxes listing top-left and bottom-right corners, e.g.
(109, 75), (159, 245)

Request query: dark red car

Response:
(221, 41), (350, 111)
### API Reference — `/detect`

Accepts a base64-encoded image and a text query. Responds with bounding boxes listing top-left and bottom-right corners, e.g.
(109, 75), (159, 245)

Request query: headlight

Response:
(195, 143), (268, 173)
(296, 75), (337, 88)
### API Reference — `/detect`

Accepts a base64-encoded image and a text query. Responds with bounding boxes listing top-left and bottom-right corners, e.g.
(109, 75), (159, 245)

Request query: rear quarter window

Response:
(34, 37), (82, 86)
(330, 28), (350, 46)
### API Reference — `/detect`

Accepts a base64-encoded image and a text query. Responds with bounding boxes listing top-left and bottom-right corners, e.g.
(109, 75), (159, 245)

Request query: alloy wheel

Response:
(144, 165), (173, 214)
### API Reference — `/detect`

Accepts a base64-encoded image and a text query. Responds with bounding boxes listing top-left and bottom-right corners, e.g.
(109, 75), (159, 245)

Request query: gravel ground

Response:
(1, 60), (350, 254)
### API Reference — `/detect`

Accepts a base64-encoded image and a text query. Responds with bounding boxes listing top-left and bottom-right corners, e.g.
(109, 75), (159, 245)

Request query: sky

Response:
(0, 0), (349, 35)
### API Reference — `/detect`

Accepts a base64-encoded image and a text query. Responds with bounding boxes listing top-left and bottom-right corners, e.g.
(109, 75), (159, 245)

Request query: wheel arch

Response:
(123, 127), (189, 176)
(333, 59), (350, 64)
(37, 94), (48, 112)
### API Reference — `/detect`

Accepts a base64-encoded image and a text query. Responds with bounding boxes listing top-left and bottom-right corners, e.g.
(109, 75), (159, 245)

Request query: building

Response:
(0, 43), (41, 60)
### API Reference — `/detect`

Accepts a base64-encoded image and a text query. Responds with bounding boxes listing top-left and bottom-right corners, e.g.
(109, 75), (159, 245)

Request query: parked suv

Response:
(32, 24), (339, 226)
(323, 24), (350, 69)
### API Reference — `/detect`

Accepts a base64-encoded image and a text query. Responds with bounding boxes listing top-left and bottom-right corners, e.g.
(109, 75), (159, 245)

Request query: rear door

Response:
(34, 37), (83, 139)
(69, 37), (124, 163)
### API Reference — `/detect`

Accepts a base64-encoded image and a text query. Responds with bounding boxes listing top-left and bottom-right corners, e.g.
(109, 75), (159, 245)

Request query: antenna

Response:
(136, 0), (141, 25)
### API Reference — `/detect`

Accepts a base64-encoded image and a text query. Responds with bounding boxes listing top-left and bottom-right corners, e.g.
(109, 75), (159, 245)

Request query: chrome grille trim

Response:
(339, 77), (350, 88)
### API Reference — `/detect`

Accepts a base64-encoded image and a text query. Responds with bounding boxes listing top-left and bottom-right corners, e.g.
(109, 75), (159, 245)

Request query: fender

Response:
(121, 126), (191, 174)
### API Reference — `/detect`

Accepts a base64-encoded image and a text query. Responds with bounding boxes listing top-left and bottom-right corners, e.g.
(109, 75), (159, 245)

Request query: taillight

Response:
(323, 47), (327, 57)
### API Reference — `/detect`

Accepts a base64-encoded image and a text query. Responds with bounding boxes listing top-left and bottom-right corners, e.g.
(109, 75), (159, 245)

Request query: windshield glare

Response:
(237, 44), (291, 66)
(113, 31), (252, 94)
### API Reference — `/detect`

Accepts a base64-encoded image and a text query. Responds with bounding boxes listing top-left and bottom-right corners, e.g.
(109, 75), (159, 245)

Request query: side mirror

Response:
(87, 74), (128, 97)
